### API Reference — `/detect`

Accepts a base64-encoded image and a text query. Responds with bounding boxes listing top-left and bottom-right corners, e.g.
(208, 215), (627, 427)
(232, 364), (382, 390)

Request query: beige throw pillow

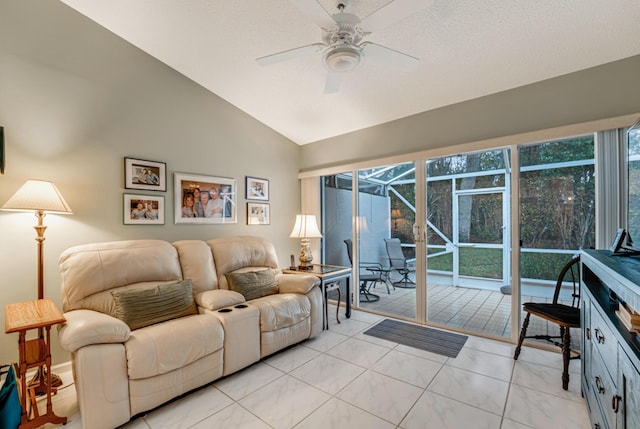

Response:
(111, 279), (197, 330)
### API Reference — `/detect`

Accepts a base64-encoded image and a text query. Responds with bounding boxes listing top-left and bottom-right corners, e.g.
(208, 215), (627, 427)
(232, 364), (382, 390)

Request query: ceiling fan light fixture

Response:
(322, 45), (362, 73)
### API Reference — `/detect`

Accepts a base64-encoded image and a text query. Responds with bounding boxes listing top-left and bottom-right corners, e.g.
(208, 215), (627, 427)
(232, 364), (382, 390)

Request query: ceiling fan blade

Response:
(256, 43), (324, 66)
(324, 71), (342, 94)
(361, 0), (432, 32)
(362, 42), (419, 69)
(290, 0), (337, 30)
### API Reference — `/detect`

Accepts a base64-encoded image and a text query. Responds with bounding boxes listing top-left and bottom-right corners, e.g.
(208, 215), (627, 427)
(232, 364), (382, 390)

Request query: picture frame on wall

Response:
(174, 172), (237, 224)
(247, 202), (270, 225)
(124, 157), (167, 191)
(245, 176), (269, 201)
(0, 126), (4, 174)
(123, 194), (164, 225)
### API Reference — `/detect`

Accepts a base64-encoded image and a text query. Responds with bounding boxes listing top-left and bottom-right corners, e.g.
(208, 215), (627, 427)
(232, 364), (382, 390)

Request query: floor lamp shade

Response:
(2, 180), (73, 214)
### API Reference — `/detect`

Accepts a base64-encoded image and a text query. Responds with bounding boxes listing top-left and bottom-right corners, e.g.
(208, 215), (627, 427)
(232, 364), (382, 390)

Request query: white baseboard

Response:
(51, 360), (72, 375)
(1, 360), (73, 385)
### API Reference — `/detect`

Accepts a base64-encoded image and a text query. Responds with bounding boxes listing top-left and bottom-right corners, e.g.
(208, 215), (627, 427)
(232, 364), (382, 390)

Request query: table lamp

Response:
(2, 179), (73, 390)
(289, 214), (322, 270)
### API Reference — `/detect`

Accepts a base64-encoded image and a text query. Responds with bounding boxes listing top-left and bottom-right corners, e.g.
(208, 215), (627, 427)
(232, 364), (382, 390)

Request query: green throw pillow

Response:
(111, 279), (197, 330)
(225, 269), (279, 301)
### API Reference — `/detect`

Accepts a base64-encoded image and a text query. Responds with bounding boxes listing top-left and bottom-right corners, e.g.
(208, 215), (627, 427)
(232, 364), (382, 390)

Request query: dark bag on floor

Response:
(0, 364), (21, 429)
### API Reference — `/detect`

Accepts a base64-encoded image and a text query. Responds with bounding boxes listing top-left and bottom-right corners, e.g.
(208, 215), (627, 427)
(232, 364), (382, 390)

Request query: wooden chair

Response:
(514, 254), (581, 390)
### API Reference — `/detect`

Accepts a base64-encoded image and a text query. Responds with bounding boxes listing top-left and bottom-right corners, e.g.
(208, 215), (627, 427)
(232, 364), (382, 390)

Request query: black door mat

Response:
(363, 319), (468, 358)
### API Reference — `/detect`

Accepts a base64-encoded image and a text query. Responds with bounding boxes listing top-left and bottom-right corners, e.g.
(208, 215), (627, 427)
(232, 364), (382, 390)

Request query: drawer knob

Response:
(612, 394), (621, 413)
(594, 328), (605, 344)
(595, 376), (606, 394)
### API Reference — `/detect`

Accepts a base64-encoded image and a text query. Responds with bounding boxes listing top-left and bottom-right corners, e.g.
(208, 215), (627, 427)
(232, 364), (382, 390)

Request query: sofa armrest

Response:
(276, 273), (320, 294)
(195, 289), (245, 311)
(58, 309), (131, 352)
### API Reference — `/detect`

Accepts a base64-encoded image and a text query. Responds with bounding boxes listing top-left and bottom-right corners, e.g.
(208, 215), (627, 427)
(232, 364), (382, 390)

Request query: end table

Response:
(5, 298), (67, 428)
(283, 264), (351, 330)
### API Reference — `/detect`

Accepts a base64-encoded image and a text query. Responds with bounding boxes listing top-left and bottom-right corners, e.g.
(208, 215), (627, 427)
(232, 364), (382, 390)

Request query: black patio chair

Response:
(344, 239), (386, 302)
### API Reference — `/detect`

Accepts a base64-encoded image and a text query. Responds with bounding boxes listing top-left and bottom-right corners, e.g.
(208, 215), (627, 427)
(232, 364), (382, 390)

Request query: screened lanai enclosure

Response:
(321, 135), (595, 342)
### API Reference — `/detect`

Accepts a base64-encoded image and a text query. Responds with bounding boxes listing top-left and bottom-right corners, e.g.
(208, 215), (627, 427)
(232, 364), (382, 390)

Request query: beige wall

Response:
(300, 55), (640, 171)
(0, 1), (301, 364)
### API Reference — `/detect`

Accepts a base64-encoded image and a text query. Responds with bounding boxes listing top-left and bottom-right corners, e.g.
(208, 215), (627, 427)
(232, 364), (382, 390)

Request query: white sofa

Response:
(57, 236), (322, 429)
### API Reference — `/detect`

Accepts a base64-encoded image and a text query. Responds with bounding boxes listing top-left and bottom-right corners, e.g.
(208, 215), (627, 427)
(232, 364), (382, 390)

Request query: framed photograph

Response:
(247, 202), (270, 225)
(174, 172), (237, 224)
(125, 157), (167, 191)
(245, 176), (269, 201)
(123, 194), (164, 225)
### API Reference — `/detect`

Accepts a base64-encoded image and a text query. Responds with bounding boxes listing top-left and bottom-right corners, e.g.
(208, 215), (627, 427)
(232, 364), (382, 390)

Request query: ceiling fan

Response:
(256, 0), (428, 94)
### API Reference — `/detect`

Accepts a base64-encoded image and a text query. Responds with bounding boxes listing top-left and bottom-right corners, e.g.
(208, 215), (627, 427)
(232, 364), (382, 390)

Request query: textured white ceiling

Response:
(60, 0), (640, 145)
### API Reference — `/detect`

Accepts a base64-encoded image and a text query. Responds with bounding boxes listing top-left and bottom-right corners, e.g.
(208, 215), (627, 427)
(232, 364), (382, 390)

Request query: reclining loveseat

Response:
(57, 235), (322, 429)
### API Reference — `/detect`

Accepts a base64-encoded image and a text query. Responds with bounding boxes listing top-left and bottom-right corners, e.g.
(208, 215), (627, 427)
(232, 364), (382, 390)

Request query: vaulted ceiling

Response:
(60, 0), (640, 145)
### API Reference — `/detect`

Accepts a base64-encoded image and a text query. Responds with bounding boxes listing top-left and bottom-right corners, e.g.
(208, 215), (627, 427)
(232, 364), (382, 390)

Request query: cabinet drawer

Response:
(584, 381), (609, 429)
(582, 297), (592, 382)
(590, 305), (618, 378)
(591, 348), (617, 429)
(618, 345), (640, 429)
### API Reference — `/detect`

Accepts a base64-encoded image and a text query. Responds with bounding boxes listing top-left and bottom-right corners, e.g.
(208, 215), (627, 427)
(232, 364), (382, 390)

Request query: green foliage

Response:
(423, 137), (595, 250)
(427, 248), (573, 282)
(520, 252), (574, 281)
(520, 137), (594, 166)
(520, 164), (595, 249)
(427, 248), (502, 279)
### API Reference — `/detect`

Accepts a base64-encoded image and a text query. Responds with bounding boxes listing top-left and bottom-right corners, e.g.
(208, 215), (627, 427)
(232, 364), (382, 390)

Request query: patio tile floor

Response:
(350, 276), (580, 350)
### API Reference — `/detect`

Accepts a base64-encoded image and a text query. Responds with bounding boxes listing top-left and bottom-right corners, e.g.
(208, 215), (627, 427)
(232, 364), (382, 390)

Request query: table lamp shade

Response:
(289, 215), (322, 238)
(290, 215), (321, 270)
(2, 180), (72, 214)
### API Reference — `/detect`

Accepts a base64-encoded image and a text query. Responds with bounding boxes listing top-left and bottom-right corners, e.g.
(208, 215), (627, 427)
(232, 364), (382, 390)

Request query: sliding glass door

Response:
(318, 134), (595, 344)
(425, 149), (512, 337)
(518, 136), (594, 345)
(356, 162), (416, 317)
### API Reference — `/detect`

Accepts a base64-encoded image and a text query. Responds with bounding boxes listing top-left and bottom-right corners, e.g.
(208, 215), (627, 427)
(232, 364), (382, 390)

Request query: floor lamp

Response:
(2, 179), (73, 392)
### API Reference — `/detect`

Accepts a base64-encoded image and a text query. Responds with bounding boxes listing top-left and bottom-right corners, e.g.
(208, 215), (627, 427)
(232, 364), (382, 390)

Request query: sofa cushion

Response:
(195, 289), (245, 311)
(250, 293), (311, 332)
(207, 236), (280, 289)
(225, 270), (279, 301)
(276, 273), (320, 294)
(111, 280), (197, 330)
(58, 309), (131, 352)
(172, 240), (217, 295)
(59, 239), (183, 312)
(125, 314), (224, 379)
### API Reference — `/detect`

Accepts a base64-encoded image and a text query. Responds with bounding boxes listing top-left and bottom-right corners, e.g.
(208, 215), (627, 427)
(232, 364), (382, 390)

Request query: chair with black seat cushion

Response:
(344, 239), (385, 302)
(513, 254), (581, 390)
(384, 238), (416, 288)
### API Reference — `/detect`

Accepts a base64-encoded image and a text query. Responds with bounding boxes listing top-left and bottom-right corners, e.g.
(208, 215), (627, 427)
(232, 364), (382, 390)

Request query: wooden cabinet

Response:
(581, 250), (640, 429)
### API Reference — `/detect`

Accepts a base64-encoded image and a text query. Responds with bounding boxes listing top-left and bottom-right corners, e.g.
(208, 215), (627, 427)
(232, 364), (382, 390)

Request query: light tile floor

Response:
(42, 305), (590, 429)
